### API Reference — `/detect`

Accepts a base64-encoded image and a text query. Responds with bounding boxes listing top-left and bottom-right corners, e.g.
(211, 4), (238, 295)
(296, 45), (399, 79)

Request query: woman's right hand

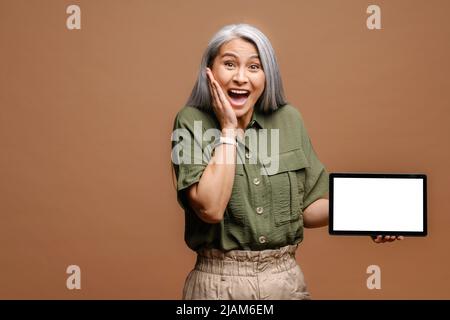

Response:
(206, 67), (238, 131)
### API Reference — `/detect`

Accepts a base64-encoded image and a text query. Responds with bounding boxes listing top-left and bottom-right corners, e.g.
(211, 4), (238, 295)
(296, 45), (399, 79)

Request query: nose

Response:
(232, 67), (248, 84)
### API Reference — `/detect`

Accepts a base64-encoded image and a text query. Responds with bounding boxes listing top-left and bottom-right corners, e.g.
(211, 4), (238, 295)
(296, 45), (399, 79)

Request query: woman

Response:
(171, 23), (401, 300)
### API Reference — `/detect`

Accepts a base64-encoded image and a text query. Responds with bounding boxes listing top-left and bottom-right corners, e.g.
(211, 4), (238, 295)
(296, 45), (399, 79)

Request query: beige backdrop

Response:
(1, 0), (449, 299)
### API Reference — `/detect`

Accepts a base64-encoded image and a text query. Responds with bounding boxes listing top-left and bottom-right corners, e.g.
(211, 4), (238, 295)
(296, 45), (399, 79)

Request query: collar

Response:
(246, 108), (265, 130)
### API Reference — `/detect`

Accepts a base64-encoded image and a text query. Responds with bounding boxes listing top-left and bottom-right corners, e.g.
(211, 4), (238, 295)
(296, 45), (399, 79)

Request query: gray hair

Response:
(186, 24), (287, 114)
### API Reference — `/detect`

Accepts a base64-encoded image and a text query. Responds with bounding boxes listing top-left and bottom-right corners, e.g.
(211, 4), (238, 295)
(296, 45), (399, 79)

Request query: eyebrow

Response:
(220, 52), (260, 59)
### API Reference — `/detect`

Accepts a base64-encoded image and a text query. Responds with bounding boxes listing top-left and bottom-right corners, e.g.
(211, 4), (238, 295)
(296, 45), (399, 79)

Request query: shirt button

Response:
(256, 207), (264, 214)
(253, 178), (260, 185)
(245, 152), (252, 159)
(259, 236), (267, 244)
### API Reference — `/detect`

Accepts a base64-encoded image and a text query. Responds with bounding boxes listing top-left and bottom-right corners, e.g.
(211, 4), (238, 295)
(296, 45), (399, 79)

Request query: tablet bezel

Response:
(329, 173), (427, 236)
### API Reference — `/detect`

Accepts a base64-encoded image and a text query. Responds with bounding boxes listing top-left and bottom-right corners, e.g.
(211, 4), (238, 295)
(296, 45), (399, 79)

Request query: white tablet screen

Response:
(332, 177), (425, 233)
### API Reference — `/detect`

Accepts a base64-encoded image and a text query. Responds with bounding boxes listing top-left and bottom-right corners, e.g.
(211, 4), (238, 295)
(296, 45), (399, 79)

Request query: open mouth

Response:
(227, 89), (250, 107)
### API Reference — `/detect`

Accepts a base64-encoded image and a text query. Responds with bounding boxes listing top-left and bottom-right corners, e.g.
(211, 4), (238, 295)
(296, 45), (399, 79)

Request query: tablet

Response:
(329, 173), (427, 236)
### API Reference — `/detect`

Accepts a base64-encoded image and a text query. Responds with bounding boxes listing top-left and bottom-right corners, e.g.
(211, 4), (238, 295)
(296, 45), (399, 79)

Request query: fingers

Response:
(373, 235), (382, 243)
(206, 70), (213, 97)
(206, 68), (220, 110)
(384, 235), (404, 241)
(214, 79), (229, 107)
(206, 68), (214, 100)
(372, 235), (405, 243)
(206, 68), (238, 130)
(206, 68), (229, 109)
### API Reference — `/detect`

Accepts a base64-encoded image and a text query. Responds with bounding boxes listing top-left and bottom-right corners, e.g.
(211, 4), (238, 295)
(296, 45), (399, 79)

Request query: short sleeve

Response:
(171, 107), (217, 211)
(298, 113), (329, 210)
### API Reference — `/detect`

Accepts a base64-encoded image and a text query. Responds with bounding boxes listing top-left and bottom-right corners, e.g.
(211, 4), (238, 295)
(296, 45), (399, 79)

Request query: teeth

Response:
(230, 89), (249, 94)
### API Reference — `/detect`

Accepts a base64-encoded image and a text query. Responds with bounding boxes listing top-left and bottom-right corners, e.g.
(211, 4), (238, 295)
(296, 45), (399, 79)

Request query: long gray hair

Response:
(186, 24), (287, 114)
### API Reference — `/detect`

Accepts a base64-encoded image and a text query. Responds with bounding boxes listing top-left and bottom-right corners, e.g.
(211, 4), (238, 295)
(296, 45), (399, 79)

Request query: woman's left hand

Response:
(371, 235), (404, 243)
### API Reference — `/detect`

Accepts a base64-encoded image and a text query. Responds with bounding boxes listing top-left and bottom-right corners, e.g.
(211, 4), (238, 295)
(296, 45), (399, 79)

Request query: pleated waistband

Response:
(194, 244), (298, 276)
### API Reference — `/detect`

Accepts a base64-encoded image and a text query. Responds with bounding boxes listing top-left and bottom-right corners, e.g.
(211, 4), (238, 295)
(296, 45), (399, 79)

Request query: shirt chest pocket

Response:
(265, 148), (309, 226)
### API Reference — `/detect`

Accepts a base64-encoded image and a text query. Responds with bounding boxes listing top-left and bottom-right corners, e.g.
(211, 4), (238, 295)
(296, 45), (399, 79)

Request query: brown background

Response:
(1, 0), (449, 299)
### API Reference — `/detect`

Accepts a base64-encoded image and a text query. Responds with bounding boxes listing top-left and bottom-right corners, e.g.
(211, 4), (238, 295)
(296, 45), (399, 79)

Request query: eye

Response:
(224, 61), (235, 68)
(249, 64), (261, 71)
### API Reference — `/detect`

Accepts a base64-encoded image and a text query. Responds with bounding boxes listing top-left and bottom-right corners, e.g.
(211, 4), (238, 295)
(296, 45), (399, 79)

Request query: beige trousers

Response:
(182, 244), (311, 300)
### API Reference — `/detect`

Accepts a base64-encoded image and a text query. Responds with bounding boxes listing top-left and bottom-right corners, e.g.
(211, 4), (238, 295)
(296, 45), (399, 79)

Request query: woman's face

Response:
(211, 38), (265, 119)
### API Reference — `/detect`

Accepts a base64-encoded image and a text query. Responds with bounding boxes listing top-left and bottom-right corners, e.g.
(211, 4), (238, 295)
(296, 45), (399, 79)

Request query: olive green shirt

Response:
(172, 104), (328, 251)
